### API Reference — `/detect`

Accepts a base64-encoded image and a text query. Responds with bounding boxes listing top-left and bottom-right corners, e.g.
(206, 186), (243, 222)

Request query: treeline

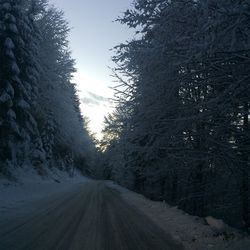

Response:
(101, 0), (250, 230)
(0, 0), (95, 175)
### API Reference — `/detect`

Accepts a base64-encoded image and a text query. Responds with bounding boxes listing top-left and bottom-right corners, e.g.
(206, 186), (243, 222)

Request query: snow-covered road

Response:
(0, 180), (184, 250)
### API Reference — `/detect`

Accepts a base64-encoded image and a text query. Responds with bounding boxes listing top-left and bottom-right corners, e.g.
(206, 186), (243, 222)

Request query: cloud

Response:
(81, 97), (100, 106)
(87, 91), (110, 102)
(81, 91), (111, 107)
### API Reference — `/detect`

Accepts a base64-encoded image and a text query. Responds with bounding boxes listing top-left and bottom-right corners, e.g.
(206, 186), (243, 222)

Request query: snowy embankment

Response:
(108, 182), (250, 250)
(0, 167), (89, 213)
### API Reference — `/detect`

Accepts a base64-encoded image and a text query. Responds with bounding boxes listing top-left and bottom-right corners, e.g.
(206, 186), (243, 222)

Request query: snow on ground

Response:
(0, 166), (89, 213)
(1, 172), (249, 250)
(107, 181), (250, 250)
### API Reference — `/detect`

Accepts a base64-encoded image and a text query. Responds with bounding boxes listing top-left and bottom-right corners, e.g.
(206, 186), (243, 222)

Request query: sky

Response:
(49, 0), (134, 139)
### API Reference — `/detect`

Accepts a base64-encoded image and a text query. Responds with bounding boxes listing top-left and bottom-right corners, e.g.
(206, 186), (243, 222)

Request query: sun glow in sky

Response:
(49, 0), (133, 139)
(73, 72), (114, 139)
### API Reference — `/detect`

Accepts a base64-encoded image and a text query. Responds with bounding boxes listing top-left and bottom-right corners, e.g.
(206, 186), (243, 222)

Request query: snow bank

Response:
(205, 216), (225, 233)
(0, 166), (89, 212)
(107, 181), (250, 250)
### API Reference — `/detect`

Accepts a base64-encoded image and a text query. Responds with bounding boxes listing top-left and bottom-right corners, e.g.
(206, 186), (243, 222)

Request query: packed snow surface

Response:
(1, 172), (249, 250)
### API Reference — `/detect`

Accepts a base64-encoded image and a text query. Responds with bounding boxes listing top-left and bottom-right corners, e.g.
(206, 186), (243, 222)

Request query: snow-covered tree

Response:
(36, 6), (96, 172)
(0, 0), (45, 171)
(103, 0), (250, 230)
(0, 0), (96, 176)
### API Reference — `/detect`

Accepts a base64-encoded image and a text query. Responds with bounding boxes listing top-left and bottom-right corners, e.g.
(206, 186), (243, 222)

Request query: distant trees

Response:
(0, 0), (96, 175)
(102, 0), (250, 230)
(36, 5), (95, 172)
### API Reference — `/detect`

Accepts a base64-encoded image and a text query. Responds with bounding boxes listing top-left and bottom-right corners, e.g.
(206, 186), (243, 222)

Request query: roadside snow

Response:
(107, 181), (250, 250)
(1, 175), (249, 250)
(0, 167), (89, 213)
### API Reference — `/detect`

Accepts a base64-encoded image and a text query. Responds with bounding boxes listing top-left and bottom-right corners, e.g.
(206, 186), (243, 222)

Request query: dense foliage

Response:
(101, 0), (250, 230)
(0, 0), (95, 176)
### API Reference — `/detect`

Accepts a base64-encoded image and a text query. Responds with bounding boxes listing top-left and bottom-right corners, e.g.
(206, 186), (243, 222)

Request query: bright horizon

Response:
(50, 0), (134, 139)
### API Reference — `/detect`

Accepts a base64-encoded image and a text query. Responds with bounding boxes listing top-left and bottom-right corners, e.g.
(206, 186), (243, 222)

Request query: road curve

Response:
(0, 181), (184, 250)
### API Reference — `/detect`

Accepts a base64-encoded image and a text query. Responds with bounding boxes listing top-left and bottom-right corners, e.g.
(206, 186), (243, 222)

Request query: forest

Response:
(0, 0), (249, 234)
(0, 0), (96, 176)
(100, 0), (250, 231)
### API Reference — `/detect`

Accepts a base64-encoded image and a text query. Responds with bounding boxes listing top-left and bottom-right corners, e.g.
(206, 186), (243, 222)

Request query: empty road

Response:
(0, 181), (184, 250)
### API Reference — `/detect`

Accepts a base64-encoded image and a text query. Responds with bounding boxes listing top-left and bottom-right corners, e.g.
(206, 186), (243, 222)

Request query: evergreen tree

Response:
(0, 0), (44, 170)
(0, 0), (96, 176)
